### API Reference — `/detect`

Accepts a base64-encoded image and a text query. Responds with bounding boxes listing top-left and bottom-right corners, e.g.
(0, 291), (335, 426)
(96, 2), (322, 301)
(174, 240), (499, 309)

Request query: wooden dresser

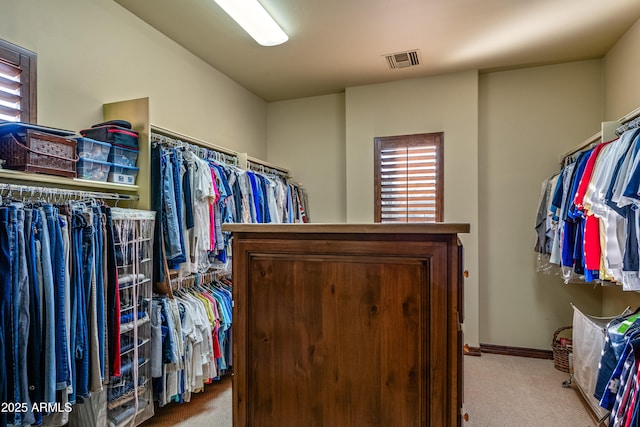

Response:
(223, 223), (469, 427)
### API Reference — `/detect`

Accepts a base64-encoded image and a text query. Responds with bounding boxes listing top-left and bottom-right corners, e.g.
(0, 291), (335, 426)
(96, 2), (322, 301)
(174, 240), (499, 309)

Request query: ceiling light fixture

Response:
(214, 0), (289, 47)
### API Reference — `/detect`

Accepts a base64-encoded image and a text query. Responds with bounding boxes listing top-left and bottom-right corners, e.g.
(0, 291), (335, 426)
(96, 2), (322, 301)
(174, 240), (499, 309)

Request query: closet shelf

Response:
(120, 338), (151, 357)
(119, 278), (151, 290)
(118, 260), (152, 270)
(115, 237), (152, 246)
(120, 314), (150, 333)
(107, 383), (148, 410)
(0, 168), (139, 192)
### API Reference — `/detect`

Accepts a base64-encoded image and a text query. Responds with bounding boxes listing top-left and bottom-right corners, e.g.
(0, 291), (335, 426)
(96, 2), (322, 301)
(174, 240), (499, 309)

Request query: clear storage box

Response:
(108, 145), (138, 167)
(75, 137), (111, 162)
(108, 163), (139, 185)
(77, 158), (112, 182)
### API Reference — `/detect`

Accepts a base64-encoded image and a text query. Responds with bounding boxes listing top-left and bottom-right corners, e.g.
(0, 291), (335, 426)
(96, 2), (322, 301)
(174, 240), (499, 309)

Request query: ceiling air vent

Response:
(384, 50), (421, 70)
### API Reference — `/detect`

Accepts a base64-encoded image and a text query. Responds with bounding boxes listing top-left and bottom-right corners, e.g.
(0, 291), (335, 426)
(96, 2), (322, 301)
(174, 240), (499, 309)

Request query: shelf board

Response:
(0, 169), (139, 192)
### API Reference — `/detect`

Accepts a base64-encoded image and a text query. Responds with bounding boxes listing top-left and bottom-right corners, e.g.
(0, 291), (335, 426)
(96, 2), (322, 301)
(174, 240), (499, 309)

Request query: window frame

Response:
(0, 38), (37, 123)
(374, 132), (444, 223)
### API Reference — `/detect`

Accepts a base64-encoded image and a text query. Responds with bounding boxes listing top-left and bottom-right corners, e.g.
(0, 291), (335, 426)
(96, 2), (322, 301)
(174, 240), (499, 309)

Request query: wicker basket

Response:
(0, 129), (78, 178)
(552, 325), (572, 373)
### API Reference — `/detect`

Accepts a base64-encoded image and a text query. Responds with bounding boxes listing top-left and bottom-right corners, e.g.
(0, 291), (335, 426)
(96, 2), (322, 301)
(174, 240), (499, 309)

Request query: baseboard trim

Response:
(463, 344), (482, 357)
(479, 343), (553, 360)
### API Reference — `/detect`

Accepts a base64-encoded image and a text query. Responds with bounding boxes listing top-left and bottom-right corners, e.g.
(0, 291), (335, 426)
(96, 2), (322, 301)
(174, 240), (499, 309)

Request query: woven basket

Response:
(0, 130), (77, 178)
(552, 326), (572, 373)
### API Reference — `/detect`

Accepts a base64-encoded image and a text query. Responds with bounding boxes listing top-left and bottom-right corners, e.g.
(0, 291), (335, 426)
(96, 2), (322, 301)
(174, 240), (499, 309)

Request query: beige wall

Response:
(266, 72), (482, 345)
(604, 18), (640, 121)
(345, 71), (481, 346)
(479, 60), (605, 348)
(267, 94), (347, 223)
(0, 0), (268, 158)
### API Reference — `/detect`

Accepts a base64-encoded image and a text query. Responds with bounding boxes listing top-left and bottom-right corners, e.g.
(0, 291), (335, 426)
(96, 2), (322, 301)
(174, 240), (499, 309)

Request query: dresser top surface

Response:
(222, 222), (470, 235)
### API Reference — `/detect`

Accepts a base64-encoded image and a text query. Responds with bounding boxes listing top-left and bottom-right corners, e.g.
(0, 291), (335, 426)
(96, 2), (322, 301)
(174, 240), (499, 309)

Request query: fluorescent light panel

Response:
(215, 0), (288, 46)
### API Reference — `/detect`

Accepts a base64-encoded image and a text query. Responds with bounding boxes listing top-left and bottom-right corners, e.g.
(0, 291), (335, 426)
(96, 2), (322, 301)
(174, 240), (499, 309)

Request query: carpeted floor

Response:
(141, 353), (597, 426)
(140, 376), (232, 427)
(464, 353), (596, 426)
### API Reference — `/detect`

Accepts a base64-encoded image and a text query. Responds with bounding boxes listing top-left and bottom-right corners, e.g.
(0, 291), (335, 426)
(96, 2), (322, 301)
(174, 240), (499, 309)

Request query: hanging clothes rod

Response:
(560, 131), (602, 165)
(151, 126), (239, 155)
(151, 125), (293, 176)
(616, 106), (640, 135)
(0, 182), (139, 201)
(619, 106), (640, 124)
(170, 269), (224, 291)
(151, 130), (239, 166)
(559, 106), (640, 163)
(247, 158), (289, 177)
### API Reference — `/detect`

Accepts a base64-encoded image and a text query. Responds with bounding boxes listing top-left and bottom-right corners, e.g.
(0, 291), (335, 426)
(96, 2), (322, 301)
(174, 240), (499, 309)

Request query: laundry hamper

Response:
(570, 304), (629, 423)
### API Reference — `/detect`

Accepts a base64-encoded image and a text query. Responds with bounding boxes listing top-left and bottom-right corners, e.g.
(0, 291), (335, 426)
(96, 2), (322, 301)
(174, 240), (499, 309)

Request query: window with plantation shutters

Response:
(0, 39), (36, 123)
(374, 132), (443, 223)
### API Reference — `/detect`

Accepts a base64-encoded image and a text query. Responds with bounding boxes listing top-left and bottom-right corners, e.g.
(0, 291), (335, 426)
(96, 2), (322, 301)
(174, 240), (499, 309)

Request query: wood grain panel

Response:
(231, 226), (466, 427)
(247, 255), (428, 426)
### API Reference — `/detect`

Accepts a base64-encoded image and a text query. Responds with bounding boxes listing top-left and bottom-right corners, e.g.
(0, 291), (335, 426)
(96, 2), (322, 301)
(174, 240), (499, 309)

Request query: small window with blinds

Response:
(374, 132), (443, 223)
(0, 39), (36, 123)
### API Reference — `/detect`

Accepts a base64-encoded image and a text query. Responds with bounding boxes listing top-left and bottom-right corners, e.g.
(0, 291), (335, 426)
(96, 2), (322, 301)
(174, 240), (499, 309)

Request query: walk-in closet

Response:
(3, 1), (640, 426)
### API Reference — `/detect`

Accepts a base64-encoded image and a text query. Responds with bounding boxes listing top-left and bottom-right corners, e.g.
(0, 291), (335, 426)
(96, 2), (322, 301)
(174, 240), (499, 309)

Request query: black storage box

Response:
(80, 125), (139, 150)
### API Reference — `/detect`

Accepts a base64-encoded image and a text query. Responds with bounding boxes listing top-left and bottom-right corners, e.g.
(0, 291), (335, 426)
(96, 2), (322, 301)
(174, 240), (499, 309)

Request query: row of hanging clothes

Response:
(534, 118), (640, 290)
(150, 131), (310, 289)
(0, 184), (139, 427)
(151, 272), (232, 407)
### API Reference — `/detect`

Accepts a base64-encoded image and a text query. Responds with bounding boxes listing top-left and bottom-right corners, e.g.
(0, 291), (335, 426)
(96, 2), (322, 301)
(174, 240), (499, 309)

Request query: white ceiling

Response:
(114, 0), (640, 102)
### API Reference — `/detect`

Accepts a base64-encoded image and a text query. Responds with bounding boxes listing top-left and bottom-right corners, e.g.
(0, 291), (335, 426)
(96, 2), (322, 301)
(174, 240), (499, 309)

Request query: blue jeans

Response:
(37, 206), (57, 406)
(25, 208), (43, 426)
(43, 204), (71, 391)
(79, 208), (94, 398)
(167, 148), (186, 270)
(161, 298), (179, 364)
(0, 207), (16, 427)
(13, 206), (35, 426)
(70, 208), (90, 402)
(162, 150), (184, 261)
(152, 145), (166, 285)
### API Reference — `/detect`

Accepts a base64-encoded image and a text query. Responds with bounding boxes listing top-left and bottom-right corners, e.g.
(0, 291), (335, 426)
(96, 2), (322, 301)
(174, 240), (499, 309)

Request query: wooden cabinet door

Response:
(233, 236), (456, 427)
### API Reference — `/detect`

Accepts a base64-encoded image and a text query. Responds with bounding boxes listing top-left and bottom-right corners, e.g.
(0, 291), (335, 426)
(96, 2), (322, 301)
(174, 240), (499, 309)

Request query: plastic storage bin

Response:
(108, 145), (138, 167)
(108, 163), (139, 185)
(75, 137), (111, 162)
(77, 158), (112, 182)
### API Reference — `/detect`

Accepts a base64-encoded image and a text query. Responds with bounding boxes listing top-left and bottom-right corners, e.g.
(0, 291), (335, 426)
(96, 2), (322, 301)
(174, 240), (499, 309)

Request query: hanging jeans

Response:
(162, 150), (184, 261)
(167, 148), (187, 270)
(25, 208), (43, 426)
(80, 208), (95, 398)
(13, 205), (35, 426)
(70, 208), (89, 403)
(152, 145), (167, 286)
(36, 205), (57, 407)
(0, 206), (17, 427)
(60, 212), (73, 396)
(43, 204), (71, 392)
